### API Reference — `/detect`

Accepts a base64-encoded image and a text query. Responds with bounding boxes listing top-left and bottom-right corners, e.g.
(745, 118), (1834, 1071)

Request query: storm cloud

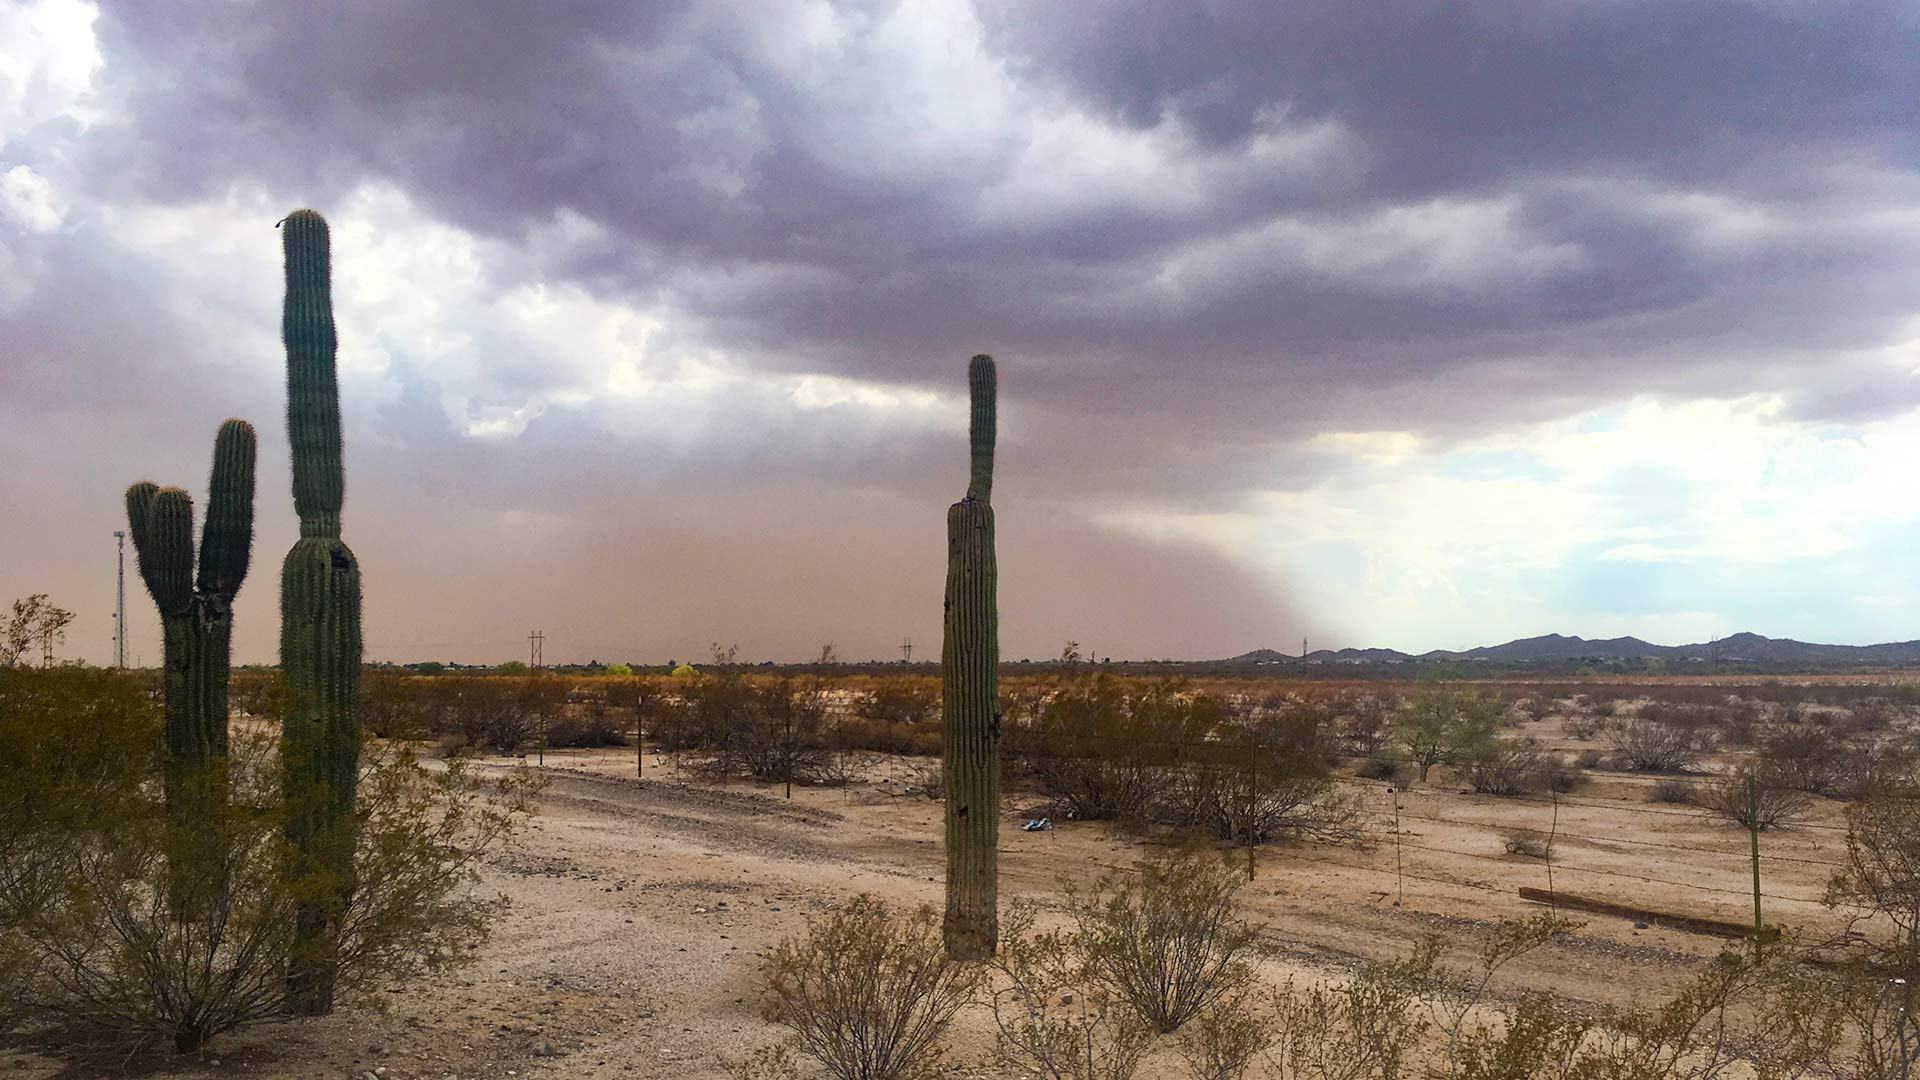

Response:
(3, 0), (1917, 662)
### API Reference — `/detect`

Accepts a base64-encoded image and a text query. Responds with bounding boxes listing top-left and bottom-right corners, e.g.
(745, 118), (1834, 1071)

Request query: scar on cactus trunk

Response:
(124, 418), (257, 911)
(943, 354), (1000, 960)
(278, 209), (364, 1016)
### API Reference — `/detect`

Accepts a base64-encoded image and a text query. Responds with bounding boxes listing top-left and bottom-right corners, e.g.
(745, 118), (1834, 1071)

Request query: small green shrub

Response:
(759, 895), (979, 1080)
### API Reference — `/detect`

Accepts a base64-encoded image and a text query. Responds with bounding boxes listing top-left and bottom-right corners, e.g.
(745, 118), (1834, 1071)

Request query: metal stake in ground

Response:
(1748, 770), (1763, 953)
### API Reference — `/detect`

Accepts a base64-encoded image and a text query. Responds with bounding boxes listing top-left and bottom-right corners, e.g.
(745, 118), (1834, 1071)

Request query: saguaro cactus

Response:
(125, 420), (257, 812)
(942, 354), (1000, 959)
(278, 208), (364, 1016)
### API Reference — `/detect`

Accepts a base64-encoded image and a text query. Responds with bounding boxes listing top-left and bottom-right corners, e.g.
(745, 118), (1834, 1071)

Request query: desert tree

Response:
(1, 594), (75, 667)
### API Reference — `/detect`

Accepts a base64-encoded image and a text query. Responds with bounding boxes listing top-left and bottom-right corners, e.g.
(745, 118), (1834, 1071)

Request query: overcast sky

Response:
(4, 0), (1918, 665)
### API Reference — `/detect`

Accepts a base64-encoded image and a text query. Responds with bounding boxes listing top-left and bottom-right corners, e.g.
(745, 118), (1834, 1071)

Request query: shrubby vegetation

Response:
(0, 667), (534, 1058)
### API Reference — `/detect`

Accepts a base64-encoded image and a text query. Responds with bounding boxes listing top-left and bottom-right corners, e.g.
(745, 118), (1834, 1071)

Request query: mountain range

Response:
(1227, 632), (1920, 666)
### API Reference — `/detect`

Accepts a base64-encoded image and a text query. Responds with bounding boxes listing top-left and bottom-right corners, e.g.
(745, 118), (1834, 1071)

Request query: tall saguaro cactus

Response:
(278, 208), (364, 1016)
(125, 419), (257, 815)
(943, 354), (1000, 959)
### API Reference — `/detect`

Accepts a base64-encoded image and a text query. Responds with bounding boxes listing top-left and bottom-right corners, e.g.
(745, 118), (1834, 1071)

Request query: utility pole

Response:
(529, 630), (544, 670)
(900, 636), (913, 664)
(40, 628), (53, 667)
(113, 530), (127, 669)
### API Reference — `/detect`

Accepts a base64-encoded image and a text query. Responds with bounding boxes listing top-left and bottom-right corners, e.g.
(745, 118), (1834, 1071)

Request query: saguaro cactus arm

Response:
(966, 354), (995, 503)
(197, 419), (257, 600)
(128, 485), (196, 617)
(281, 209), (344, 534)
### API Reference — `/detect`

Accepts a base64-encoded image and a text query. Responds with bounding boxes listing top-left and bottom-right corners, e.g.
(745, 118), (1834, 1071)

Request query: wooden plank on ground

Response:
(1517, 886), (1753, 939)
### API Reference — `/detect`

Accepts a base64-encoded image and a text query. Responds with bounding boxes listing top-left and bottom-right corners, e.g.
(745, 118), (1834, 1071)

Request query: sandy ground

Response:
(2, 718), (1864, 1079)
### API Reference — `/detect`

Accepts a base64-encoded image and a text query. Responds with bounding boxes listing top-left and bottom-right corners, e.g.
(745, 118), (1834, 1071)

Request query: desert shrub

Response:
(990, 904), (1154, 1080)
(1067, 850), (1261, 1033)
(1721, 698), (1763, 748)
(830, 715), (941, 757)
(723, 1043), (803, 1080)
(359, 669), (429, 740)
(1544, 763), (1584, 794)
(1014, 675), (1222, 822)
(0, 689), (535, 1056)
(419, 676), (541, 751)
(1356, 752), (1410, 784)
(858, 677), (939, 726)
(1637, 702), (1723, 748)
(1564, 713), (1604, 741)
(1849, 697), (1902, 735)
(759, 894), (980, 1080)
(1396, 688), (1506, 782)
(1757, 724), (1850, 797)
(541, 706), (627, 748)
(1334, 692), (1396, 755)
(1420, 915), (1577, 1078)
(1607, 719), (1701, 774)
(1648, 778), (1698, 804)
(1572, 749), (1606, 770)
(1453, 993), (1588, 1080)
(1173, 990), (1271, 1080)
(1152, 715), (1364, 847)
(0, 668), (156, 935)
(909, 761), (945, 800)
(1502, 831), (1549, 859)
(1266, 945), (1434, 1080)
(1460, 738), (1547, 797)
(1698, 768), (1812, 831)
(228, 670), (283, 718)
(1833, 738), (1920, 801)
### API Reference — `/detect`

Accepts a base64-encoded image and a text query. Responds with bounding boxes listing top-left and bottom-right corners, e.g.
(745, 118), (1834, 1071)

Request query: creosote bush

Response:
(1698, 767), (1812, 831)
(759, 894), (979, 1080)
(1067, 849), (1262, 1034)
(1607, 719), (1702, 774)
(989, 903), (1153, 1080)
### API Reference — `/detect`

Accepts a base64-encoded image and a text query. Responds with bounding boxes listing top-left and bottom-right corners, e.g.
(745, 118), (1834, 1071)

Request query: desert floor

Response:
(3, 718), (1861, 1079)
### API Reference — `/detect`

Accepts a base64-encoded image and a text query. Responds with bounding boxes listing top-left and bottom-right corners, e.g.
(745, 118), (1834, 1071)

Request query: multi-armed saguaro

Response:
(125, 420), (257, 817)
(942, 353), (1000, 959)
(278, 209), (364, 1016)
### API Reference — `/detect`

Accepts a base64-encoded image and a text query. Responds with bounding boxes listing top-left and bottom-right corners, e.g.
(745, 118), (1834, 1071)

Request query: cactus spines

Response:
(943, 353), (1001, 959)
(278, 208), (363, 1016)
(125, 424), (256, 799)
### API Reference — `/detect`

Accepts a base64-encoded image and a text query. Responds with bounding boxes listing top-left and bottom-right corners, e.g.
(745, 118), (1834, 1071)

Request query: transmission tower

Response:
(113, 530), (128, 668)
(529, 629), (545, 670)
(899, 636), (913, 664)
(1302, 635), (1309, 658)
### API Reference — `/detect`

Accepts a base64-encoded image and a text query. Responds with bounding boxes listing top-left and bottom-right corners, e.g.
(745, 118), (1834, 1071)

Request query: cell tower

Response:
(113, 530), (128, 668)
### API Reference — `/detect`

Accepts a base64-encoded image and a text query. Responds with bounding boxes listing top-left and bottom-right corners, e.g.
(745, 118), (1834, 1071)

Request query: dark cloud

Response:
(5, 1), (1919, 659)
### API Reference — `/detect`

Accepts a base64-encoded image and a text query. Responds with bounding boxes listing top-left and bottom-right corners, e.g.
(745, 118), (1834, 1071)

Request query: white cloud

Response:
(1101, 387), (1920, 650)
(0, 163), (65, 232)
(0, 0), (101, 142)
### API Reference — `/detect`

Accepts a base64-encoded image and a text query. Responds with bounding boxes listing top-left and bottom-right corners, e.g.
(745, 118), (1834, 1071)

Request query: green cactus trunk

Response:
(125, 418), (257, 909)
(943, 354), (1000, 959)
(278, 209), (363, 1016)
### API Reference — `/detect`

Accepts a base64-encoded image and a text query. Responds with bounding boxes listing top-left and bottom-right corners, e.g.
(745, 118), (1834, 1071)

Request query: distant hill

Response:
(1228, 632), (1920, 666)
